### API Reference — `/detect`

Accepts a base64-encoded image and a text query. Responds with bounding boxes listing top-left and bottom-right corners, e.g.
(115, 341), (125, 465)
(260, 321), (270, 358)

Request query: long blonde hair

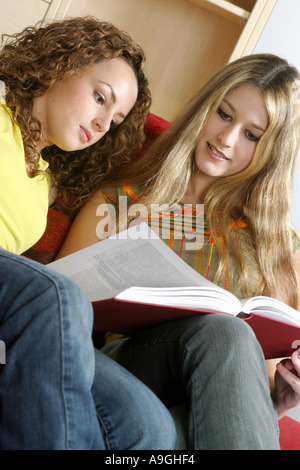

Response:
(111, 54), (300, 307)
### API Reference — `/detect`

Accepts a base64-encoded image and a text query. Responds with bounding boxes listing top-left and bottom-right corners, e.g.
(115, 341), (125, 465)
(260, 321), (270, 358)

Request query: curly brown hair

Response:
(0, 16), (151, 209)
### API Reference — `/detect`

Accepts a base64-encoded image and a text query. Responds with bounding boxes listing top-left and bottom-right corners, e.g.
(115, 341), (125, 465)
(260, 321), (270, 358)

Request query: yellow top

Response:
(0, 104), (51, 254)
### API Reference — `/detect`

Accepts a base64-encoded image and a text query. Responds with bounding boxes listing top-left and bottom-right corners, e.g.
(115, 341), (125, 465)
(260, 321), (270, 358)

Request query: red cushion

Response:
(144, 113), (170, 140)
(279, 416), (300, 450)
(22, 208), (72, 264)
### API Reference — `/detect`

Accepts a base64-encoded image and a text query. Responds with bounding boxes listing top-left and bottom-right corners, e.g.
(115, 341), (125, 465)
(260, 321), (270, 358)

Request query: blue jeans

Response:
(102, 314), (280, 450)
(0, 250), (176, 450)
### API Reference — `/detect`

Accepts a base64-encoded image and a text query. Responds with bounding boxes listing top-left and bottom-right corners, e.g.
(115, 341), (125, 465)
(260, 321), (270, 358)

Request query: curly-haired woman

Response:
(0, 17), (176, 450)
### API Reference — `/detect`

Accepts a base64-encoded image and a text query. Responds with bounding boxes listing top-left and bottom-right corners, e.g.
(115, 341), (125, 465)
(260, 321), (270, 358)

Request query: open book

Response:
(48, 223), (300, 359)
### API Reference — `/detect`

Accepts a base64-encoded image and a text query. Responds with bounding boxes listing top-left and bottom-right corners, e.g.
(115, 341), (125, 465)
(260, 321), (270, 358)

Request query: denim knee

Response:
(0, 251), (93, 330)
(181, 314), (263, 359)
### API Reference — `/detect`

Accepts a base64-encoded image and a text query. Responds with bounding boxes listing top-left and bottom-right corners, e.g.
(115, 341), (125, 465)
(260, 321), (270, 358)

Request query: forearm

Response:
(55, 189), (109, 259)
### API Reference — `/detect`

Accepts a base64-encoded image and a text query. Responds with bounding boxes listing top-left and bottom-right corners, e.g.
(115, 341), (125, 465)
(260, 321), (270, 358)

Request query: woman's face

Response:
(33, 58), (138, 151)
(193, 85), (269, 182)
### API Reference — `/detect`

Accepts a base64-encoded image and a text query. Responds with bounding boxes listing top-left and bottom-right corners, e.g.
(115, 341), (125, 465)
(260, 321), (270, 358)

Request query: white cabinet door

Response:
(0, 0), (50, 35)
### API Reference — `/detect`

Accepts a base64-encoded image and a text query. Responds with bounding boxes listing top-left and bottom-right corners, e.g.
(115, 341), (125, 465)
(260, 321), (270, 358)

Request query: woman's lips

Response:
(79, 126), (92, 143)
(207, 142), (229, 161)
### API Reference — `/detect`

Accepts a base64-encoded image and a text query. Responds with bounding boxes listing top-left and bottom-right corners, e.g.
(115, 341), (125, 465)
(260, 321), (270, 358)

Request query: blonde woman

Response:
(57, 54), (300, 449)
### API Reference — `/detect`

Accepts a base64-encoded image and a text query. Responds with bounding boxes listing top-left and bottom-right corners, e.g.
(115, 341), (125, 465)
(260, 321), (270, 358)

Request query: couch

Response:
(23, 113), (300, 450)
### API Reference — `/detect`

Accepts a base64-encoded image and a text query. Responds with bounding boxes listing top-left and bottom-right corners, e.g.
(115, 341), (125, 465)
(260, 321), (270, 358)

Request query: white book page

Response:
(116, 285), (241, 315)
(48, 223), (225, 302)
(241, 296), (300, 326)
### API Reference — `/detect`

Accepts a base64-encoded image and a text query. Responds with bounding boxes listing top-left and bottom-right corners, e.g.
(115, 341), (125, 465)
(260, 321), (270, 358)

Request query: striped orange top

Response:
(102, 185), (299, 299)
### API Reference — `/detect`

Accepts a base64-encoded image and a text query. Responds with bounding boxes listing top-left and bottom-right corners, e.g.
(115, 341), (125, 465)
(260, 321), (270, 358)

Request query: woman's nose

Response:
(217, 125), (238, 147)
(94, 113), (112, 133)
